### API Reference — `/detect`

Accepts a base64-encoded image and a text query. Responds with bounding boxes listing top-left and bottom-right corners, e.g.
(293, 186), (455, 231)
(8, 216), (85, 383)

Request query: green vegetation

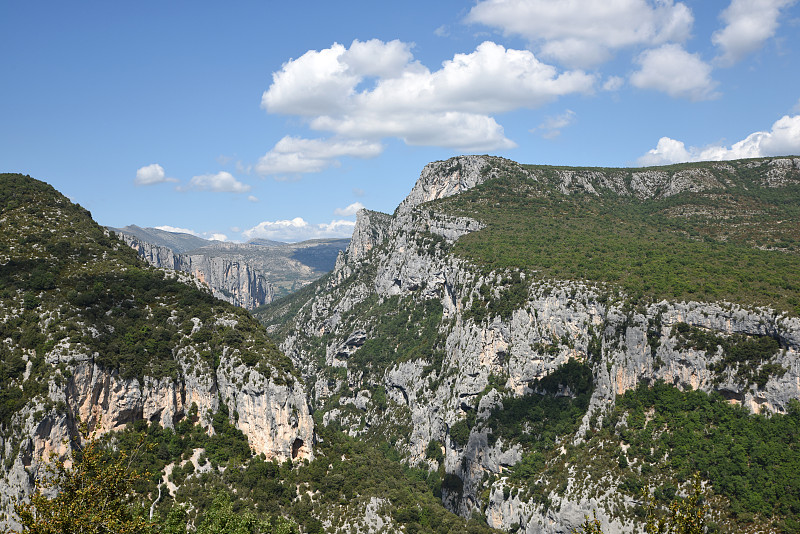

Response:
(13, 424), (153, 534)
(464, 271), (530, 322)
(11, 420), (297, 534)
(609, 383), (800, 529)
(480, 375), (800, 532)
(105, 415), (495, 534)
(192, 493), (296, 534)
(0, 173), (295, 432)
(253, 274), (329, 335)
(574, 475), (710, 534)
(547, 382), (800, 532)
(478, 361), (593, 510)
(347, 295), (445, 377)
(671, 322), (786, 388)
(440, 160), (800, 315)
(287, 427), (497, 533)
(487, 360), (593, 450)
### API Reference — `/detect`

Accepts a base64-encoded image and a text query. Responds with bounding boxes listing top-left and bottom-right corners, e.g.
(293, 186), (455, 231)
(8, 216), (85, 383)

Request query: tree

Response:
(643, 475), (709, 534)
(13, 424), (152, 534)
(574, 511), (604, 534)
(196, 493), (296, 534)
(574, 475), (709, 534)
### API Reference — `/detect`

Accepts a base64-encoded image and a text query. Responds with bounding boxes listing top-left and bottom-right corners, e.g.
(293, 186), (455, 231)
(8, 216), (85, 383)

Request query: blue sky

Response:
(2, 0), (799, 242)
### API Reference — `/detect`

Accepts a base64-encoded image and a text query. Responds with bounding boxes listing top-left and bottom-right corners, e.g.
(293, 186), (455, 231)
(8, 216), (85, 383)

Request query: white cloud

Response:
(434, 25), (450, 37)
(712, 0), (797, 66)
(310, 111), (516, 152)
(630, 44), (718, 101)
(334, 202), (366, 216)
(154, 225), (230, 241)
(155, 225), (200, 236)
(637, 114), (800, 165)
(466, 0), (694, 68)
(248, 195), (259, 202)
(235, 161), (251, 175)
(256, 136), (383, 176)
(348, 41), (594, 115)
(535, 109), (575, 139)
(603, 76), (625, 91)
(134, 163), (177, 186)
(258, 39), (594, 172)
(242, 217), (356, 242)
(342, 38), (415, 79)
(180, 171), (251, 193)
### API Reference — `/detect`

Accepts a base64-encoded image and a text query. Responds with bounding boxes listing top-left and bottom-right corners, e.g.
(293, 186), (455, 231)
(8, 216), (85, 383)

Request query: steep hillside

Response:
(112, 225), (349, 308)
(0, 174), (314, 524)
(259, 155), (800, 534)
(0, 173), (499, 534)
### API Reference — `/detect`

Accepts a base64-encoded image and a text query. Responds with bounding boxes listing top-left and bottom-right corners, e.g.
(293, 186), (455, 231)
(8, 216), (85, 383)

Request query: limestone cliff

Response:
(118, 233), (276, 310)
(265, 155), (800, 533)
(113, 228), (350, 307)
(0, 174), (315, 528)
(1, 344), (314, 528)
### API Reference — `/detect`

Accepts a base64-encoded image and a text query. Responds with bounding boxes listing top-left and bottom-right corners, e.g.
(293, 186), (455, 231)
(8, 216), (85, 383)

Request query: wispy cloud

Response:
(154, 225), (229, 242)
(534, 109), (576, 139)
(179, 171), (251, 193)
(256, 136), (383, 176)
(712, 0), (798, 66)
(155, 225), (199, 236)
(603, 76), (624, 91)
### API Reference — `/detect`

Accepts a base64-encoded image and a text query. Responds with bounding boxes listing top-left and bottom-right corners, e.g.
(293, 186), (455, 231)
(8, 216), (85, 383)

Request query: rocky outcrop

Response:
(118, 234), (275, 309)
(115, 229), (351, 307)
(397, 155), (516, 213)
(0, 316), (314, 528)
(345, 210), (392, 263)
(181, 253), (275, 310)
(276, 156), (800, 533)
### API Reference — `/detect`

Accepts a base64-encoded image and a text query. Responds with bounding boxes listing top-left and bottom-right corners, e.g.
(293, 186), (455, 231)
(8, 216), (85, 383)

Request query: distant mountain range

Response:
(109, 225), (349, 308)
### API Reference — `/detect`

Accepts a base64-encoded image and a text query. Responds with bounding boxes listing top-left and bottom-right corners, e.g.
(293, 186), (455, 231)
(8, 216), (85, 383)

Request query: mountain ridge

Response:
(4, 155), (800, 533)
(258, 154), (800, 533)
(111, 225), (349, 308)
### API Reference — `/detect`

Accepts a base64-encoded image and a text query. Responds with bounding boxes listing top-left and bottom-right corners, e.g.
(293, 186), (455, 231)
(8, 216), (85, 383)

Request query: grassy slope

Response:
(439, 158), (800, 315)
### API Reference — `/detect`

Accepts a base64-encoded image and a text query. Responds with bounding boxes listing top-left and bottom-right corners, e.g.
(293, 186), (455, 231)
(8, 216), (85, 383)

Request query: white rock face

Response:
(119, 234), (275, 310)
(0, 343), (314, 527)
(278, 155), (800, 533)
(397, 155), (503, 213)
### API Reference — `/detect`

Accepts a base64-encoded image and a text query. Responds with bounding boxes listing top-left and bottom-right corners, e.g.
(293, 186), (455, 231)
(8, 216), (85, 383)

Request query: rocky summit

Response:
(2, 156), (800, 533)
